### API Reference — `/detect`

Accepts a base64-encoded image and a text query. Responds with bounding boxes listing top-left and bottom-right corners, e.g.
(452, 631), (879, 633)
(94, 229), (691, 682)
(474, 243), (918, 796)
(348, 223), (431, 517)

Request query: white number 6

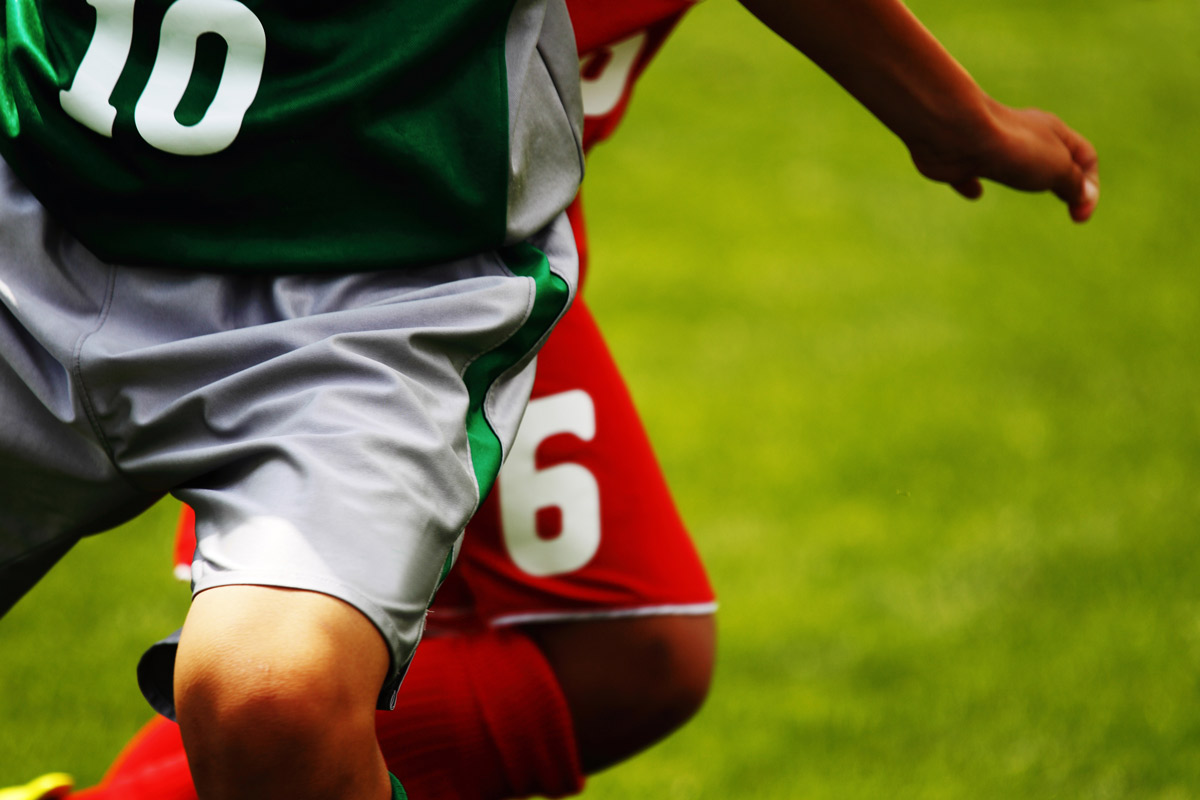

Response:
(60, 0), (265, 155)
(498, 390), (601, 577)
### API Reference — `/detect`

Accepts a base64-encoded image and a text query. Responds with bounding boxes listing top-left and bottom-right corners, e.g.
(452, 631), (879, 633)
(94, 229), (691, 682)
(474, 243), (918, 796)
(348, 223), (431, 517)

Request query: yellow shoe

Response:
(0, 774), (73, 800)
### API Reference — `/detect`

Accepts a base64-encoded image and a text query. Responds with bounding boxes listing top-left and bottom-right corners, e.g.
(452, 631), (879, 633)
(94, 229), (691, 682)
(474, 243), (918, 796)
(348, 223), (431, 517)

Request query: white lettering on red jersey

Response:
(564, 0), (697, 286)
(568, 0), (697, 152)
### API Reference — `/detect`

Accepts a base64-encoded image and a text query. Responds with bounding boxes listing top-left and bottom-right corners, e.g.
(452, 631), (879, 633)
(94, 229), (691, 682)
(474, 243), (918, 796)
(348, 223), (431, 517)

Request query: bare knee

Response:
(652, 614), (716, 723)
(174, 586), (391, 800)
(176, 640), (353, 766)
(607, 614), (715, 727)
(526, 613), (716, 772)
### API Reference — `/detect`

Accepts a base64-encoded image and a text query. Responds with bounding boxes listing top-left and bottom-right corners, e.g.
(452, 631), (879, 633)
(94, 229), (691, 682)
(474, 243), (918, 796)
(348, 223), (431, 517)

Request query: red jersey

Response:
(571, 0), (696, 152)
(432, 0), (716, 626)
(567, 0), (696, 285)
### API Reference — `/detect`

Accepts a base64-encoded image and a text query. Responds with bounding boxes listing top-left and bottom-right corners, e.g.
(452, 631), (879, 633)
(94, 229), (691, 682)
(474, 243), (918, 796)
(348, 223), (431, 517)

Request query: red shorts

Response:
(173, 298), (715, 630)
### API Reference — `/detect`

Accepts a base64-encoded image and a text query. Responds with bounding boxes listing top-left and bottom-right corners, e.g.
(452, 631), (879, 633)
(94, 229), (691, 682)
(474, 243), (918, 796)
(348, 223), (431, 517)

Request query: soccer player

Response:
(1, 1), (1099, 800)
(3, 4), (720, 797)
(0, 3), (585, 800)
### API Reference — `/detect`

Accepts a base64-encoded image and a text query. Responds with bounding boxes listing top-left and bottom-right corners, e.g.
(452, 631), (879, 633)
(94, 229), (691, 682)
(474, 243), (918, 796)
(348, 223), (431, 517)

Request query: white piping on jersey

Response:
(488, 601), (718, 627)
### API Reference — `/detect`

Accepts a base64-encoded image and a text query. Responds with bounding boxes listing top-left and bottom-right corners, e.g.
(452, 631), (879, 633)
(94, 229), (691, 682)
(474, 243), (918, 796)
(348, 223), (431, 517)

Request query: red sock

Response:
(72, 628), (583, 800)
(74, 716), (194, 800)
(377, 627), (584, 799)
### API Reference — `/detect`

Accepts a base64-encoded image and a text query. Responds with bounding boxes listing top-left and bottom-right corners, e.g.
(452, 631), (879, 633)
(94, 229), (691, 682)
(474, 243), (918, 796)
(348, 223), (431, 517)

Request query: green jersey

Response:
(0, 0), (583, 271)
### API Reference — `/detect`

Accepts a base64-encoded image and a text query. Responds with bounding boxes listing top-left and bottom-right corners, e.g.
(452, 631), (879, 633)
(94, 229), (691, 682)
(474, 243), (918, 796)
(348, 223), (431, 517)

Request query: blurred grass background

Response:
(2, 0), (1198, 797)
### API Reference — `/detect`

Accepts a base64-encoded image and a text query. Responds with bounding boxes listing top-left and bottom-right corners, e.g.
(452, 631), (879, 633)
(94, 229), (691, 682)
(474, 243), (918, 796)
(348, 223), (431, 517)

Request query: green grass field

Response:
(3, 0), (1199, 797)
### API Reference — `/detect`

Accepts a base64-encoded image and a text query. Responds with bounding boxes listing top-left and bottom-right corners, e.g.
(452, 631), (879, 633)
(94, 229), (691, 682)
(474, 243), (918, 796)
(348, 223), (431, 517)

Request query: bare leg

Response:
(173, 586), (392, 800)
(46, 612), (713, 800)
(525, 613), (717, 773)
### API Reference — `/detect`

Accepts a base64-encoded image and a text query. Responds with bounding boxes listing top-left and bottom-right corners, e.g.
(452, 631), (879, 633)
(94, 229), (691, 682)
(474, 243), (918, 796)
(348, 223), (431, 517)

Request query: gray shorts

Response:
(0, 160), (577, 711)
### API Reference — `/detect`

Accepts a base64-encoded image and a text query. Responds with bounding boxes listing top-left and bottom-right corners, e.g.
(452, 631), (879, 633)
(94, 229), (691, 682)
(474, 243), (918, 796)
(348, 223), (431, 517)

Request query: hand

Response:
(909, 98), (1100, 223)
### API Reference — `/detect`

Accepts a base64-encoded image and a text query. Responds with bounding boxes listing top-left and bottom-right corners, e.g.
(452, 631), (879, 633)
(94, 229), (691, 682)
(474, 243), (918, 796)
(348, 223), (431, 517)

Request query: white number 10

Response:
(59, 0), (266, 156)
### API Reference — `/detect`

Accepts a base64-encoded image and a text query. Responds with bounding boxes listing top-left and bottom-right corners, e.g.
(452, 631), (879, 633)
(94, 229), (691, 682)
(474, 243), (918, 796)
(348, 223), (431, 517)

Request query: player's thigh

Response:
(0, 356), (144, 616)
(0, 354), (148, 578)
(431, 298), (715, 627)
(0, 158), (159, 615)
(118, 216), (577, 714)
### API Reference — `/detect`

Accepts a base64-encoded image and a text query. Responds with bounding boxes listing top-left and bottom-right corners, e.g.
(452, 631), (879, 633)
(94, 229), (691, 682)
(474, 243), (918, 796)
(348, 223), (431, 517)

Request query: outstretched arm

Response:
(738, 0), (1100, 222)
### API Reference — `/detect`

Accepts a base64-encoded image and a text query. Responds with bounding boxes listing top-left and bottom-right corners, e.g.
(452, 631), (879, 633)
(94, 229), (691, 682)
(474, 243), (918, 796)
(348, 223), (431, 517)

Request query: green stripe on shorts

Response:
(463, 243), (571, 501)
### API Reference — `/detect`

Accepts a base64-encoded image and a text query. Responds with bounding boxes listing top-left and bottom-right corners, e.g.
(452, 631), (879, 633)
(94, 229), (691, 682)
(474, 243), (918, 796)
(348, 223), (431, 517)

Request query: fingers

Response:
(1049, 116), (1100, 223)
(1062, 118), (1100, 187)
(951, 177), (983, 200)
(1069, 177), (1100, 223)
(911, 104), (1099, 221)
